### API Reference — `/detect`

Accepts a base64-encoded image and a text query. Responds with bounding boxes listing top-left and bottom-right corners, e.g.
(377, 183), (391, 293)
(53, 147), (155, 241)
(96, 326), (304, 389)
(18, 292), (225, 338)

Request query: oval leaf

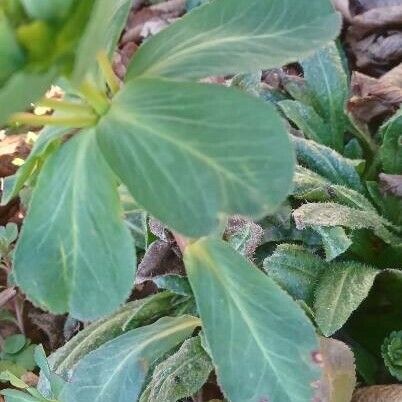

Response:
(127, 0), (341, 80)
(97, 78), (294, 237)
(13, 130), (135, 320)
(62, 315), (200, 402)
(184, 238), (320, 402)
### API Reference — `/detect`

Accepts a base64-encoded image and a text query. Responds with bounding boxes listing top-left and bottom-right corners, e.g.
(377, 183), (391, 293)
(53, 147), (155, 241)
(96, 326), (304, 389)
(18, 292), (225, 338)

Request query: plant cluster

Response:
(0, 0), (401, 401)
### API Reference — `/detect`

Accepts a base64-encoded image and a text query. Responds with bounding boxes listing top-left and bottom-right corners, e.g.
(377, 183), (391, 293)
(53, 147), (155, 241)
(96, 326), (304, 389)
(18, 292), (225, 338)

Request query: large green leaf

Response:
(97, 78), (294, 237)
(301, 42), (349, 152)
(13, 130), (135, 320)
(314, 262), (378, 336)
(126, 0), (341, 80)
(140, 336), (213, 402)
(72, 0), (132, 84)
(61, 315), (200, 402)
(184, 238), (320, 402)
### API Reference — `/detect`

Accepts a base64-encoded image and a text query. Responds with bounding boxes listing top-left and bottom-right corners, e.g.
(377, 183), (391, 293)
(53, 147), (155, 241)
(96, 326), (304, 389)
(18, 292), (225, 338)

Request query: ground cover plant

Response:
(0, 0), (401, 401)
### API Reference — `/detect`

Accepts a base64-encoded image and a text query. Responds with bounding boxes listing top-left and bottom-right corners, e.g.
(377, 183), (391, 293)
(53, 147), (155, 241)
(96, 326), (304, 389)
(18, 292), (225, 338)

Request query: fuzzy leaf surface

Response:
(185, 238), (320, 402)
(97, 78), (294, 237)
(380, 110), (402, 174)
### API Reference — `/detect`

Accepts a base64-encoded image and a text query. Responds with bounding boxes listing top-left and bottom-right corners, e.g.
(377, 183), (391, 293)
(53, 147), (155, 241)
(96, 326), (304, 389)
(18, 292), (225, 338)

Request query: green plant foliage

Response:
(97, 78), (294, 237)
(314, 262), (378, 336)
(379, 109), (402, 174)
(382, 331), (402, 381)
(61, 315), (200, 402)
(263, 244), (324, 302)
(139, 336), (213, 402)
(13, 130), (136, 320)
(127, 0), (341, 80)
(185, 238), (320, 402)
(313, 226), (352, 261)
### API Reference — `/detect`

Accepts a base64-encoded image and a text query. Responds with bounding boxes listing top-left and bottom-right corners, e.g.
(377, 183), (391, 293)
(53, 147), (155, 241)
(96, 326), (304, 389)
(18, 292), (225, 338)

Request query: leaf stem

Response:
(79, 80), (110, 115)
(9, 112), (97, 128)
(97, 50), (121, 95)
(37, 98), (95, 115)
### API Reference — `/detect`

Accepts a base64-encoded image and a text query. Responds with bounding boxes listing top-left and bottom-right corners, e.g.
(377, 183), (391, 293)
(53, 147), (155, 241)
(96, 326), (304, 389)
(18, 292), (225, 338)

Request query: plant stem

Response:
(79, 80), (110, 115)
(37, 98), (95, 115)
(97, 50), (121, 95)
(9, 112), (97, 128)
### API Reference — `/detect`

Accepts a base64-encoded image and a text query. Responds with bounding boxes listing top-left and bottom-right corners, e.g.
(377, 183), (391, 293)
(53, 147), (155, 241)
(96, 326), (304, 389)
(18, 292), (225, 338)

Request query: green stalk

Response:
(79, 80), (110, 115)
(38, 98), (95, 115)
(97, 50), (121, 95)
(9, 112), (97, 128)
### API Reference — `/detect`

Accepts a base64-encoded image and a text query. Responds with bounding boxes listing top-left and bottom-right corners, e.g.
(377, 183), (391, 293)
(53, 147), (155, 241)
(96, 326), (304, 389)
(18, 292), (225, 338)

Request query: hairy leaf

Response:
(292, 136), (364, 192)
(13, 130), (135, 320)
(185, 238), (320, 402)
(61, 316), (200, 402)
(313, 226), (352, 261)
(293, 202), (401, 245)
(263, 244), (324, 302)
(382, 331), (402, 381)
(279, 100), (331, 145)
(314, 262), (378, 336)
(97, 78), (294, 237)
(301, 42), (349, 152)
(140, 336), (213, 402)
(379, 109), (402, 174)
(127, 0), (341, 80)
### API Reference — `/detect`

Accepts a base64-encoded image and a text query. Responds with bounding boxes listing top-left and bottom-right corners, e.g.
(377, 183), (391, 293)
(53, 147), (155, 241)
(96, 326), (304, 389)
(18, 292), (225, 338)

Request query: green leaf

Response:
(72, 0), (132, 84)
(0, 69), (56, 125)
(292, 136), (364, 192)
(293, 202), (401, 245)
(314, 262), (378, 336)
(139, 336), (213, 402)
(185, 238), (320, 402)
(153, 275), (193, 297)
(1, 389), (41, 402)
(1, 127), (70, 205)
(3, 335), (27, 355)
(382, 331), (402, 381)
(313, 226), (352, 261)
(380, 109), (402, 174)
(301, 42), (349, 152)
(61, 315), (200, 402)
(0, 361), (25, 378)
(13, 130), (135, 320)
(127, 0), (341, 81)
(279, 100), (331, 146)
(263, 244), (324, 302)
(97, 78), (294, 237)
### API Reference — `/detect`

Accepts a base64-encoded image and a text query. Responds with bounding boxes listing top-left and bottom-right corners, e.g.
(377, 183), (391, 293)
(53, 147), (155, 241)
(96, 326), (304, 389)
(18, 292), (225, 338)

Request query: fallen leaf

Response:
(352, 385), (402, 402)
(379, 173), (402, 197)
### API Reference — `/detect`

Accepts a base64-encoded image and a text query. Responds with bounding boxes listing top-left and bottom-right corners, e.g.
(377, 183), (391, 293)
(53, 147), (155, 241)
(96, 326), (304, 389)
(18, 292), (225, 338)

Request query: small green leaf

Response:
(13, 130), (135, 320)
(185, 238), (320, 402)
(3, 335), (26, 355)
(382, 331), (402, 381)
(153, 275), (193, 297)
(314, 262), (378, 336)
(301, 42), (349, 152)
(97, 78), (294, 237)
(127, 0), (341, 80)
(263, 244), (324, 302)
(139, 336), (213, 402)
(0, 389), (43, 402)
(279, 100), (331, 146)
(380, 109), (402, 174)
(292, 136), (364, 192)
(61, 316), (200, 402)
(20, 0), (74, 21)
(313, 226), (352, 261)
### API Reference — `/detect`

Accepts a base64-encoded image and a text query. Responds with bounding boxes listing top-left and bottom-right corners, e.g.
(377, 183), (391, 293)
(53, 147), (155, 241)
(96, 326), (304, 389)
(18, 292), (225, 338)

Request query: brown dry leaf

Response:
(313, 338), (356, 402)
(352, 385), (402, 402)
(21, 372), (39, 387)
(0, 287), (16, 307)
(348, 64), (402, 123)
